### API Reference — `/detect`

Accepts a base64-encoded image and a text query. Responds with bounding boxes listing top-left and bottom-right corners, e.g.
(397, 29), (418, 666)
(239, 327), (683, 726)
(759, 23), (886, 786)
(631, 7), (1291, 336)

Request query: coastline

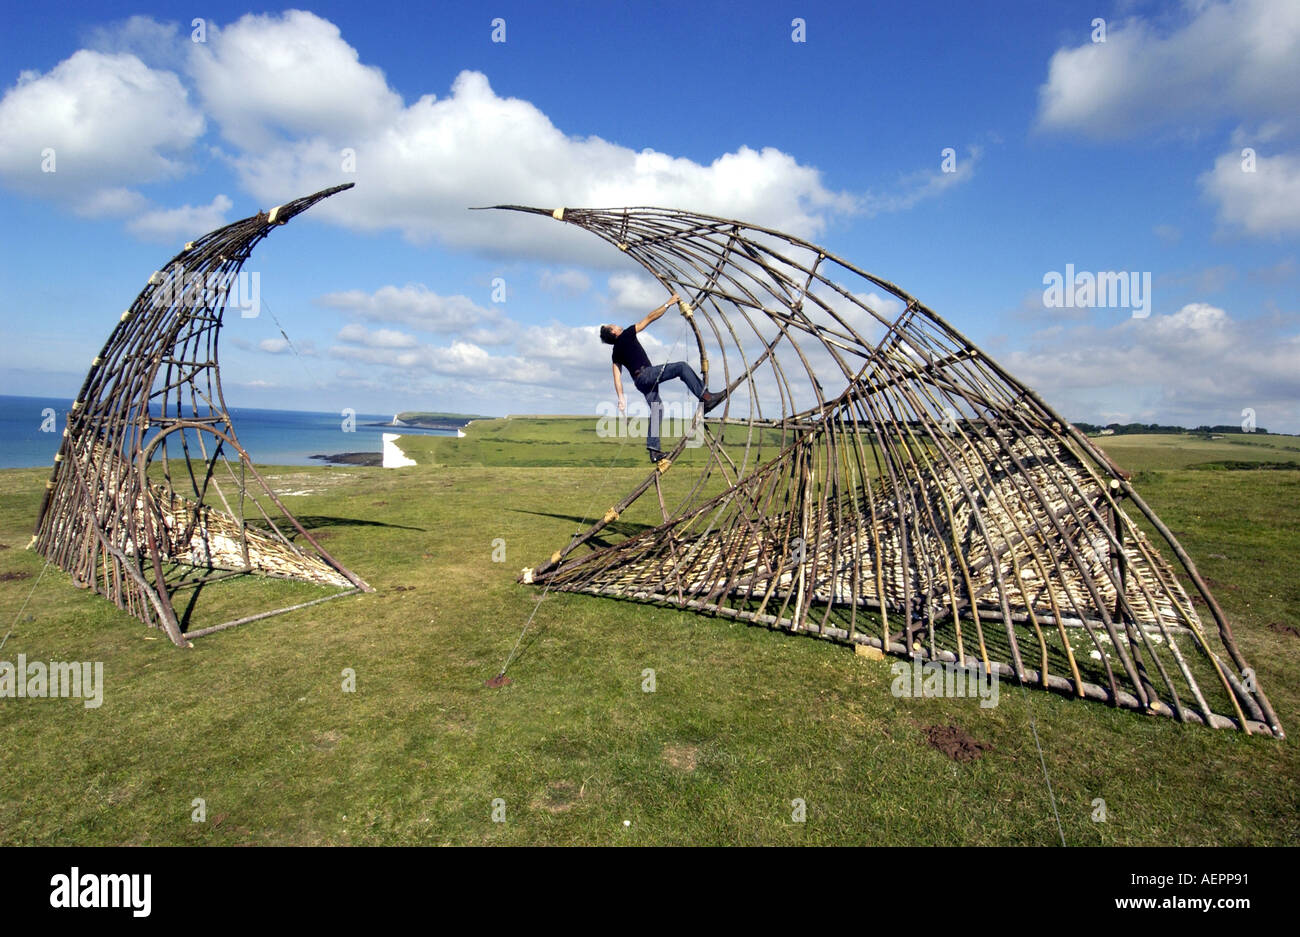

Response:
(309, 451), (381, 466)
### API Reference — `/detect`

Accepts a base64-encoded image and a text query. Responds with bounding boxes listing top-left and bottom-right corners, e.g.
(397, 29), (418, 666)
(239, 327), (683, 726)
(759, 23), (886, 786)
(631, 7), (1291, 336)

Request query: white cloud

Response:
(336, 324), (419, 349)
(189, 10), (402, 148)
(2, 10), (978, 257)
(324, 302), (684, 406)
(74, 186), (148, 219)
(606, 272), (664, 311)
(330, 337), (556, 386)
(522, 322), (637, 371)
(0, 50), (204, 198)
(316, 284), (500, 336)
(181, 10), (855, 259)
(84, 16), (187, 70)
(258, 337), (290, 354)
(125, 194), (232, 242)
(860, 145), (981, 216)
(1001, 301), (1300, 431)
(1230, 120), (1291, 147)
(1037, 0), (1300, 139)
(1200, 149), (1300, 235)
(540, 268), (592, 294)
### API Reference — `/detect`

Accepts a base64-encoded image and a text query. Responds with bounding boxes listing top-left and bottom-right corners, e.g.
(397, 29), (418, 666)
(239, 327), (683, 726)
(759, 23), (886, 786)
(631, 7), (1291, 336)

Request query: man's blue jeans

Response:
(633, 361), (704, 453)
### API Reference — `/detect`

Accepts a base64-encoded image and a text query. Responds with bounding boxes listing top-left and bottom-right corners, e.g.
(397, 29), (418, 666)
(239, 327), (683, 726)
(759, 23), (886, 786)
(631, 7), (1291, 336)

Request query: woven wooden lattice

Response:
(500, 205), (1282, 737)
(31, 184), (371, 646)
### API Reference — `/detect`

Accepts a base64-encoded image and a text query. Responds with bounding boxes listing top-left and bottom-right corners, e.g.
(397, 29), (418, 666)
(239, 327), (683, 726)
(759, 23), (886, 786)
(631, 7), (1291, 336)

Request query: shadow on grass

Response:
(289, 514), (426, 533)
(161, 567), (361, 635)
(511, 509), (653, 542)
(153, 512), (415, 634)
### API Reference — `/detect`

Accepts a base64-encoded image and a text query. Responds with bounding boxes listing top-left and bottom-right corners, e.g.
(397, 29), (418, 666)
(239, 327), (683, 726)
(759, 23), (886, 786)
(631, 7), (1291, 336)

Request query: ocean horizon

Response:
(0, 394), (464, 469)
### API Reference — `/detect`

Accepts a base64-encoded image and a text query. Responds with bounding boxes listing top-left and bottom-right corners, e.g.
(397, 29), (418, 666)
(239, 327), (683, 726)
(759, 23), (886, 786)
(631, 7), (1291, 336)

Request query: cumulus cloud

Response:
(1037, 0), (1300, 139)
(336, 324), (419, 349)
(226, 64), (856, 260)
(316, 284), (502, 338)
(607, 272), (665, 311)
(125, 193), (232, 242)
(0, 50), (204, 199)
(0, 10), (976, 257)
(1001, 301), (1300, 431)
(323, 293), (688, 407)
(330, 337), (557, 386)
(170, 9), (872, 257)
(189, 10), (402, 148)
(1199, 149), (1300, 235)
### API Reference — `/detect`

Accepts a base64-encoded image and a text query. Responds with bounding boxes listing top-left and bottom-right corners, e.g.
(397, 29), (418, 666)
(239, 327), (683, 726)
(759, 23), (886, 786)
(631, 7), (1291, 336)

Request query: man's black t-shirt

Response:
(612, 324), (652, 377)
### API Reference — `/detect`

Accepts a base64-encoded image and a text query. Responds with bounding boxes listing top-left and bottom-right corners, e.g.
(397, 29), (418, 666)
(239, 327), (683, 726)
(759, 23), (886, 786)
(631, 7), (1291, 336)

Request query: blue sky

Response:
(1, 0), (1297, 429)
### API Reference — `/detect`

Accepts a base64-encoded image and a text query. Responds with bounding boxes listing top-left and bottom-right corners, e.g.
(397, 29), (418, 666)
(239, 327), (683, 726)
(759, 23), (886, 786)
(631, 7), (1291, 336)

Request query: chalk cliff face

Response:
(382, 433), (417, 468)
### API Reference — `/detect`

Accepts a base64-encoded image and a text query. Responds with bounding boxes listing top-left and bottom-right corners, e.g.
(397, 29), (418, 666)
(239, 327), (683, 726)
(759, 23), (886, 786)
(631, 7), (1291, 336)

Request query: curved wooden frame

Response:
(31, 184), (372, 646)
(499, 205), (1282, 738)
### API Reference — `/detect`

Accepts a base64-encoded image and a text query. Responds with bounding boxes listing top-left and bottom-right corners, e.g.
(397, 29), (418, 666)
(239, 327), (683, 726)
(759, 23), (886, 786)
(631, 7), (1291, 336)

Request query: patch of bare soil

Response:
(662, 743), (699, 772)
(923, 724), (991, 762)
(312, 730), (342, 751)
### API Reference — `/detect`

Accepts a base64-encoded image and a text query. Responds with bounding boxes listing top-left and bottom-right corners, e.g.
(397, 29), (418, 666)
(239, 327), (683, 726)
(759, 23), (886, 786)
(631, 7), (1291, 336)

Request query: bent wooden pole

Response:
(501, 205), (1282, 739)
(32, 184), (372, 647)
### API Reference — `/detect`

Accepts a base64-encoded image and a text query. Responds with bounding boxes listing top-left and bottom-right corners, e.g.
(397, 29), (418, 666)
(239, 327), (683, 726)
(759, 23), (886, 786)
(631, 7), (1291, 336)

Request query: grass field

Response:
(2, 424), (1297, 845)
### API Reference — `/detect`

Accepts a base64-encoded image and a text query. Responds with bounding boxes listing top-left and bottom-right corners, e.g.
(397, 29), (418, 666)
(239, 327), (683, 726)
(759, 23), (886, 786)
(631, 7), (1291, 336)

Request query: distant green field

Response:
(395, 411), (492, 422)
(1, 425), (1296, 845)
(1087, 431), (1300, 471)
(395, 415), (797, 469)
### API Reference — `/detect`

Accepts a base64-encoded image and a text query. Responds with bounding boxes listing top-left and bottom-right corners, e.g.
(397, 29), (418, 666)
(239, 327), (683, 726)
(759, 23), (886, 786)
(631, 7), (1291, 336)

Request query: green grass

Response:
(1088, 431), (1300, 470)
(1, 429), (1297, 845)
(395, 411), (491, 422)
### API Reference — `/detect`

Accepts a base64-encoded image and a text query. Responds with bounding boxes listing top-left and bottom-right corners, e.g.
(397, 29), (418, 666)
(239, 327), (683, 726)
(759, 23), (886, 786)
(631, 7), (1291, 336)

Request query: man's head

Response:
(600, 324), (622, 344)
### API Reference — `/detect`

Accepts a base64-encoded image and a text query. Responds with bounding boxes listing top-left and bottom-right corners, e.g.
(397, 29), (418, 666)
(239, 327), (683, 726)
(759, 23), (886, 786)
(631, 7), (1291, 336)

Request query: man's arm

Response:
(613, 362), (626, 412)
(634, 293), (681, 333)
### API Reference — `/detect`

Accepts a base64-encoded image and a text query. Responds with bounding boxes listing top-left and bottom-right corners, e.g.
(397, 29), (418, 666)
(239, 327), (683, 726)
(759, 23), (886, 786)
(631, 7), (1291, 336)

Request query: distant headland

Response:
(363, 411), (492, 431)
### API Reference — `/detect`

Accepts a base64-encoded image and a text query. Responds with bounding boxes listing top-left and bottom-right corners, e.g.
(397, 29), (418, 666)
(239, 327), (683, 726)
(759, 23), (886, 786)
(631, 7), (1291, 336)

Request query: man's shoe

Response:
(648, 448), (667, 463)
(702, 389), (728, 414)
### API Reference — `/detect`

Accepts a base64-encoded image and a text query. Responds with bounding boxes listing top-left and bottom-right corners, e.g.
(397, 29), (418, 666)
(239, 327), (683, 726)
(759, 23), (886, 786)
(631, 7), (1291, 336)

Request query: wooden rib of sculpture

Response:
(31, 184), (372, 647)
(497, 205), (1282, 738)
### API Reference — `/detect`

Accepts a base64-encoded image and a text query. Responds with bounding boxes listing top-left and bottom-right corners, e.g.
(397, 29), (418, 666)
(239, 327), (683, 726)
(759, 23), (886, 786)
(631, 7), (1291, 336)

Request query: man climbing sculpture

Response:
(601, 293), (726, 462)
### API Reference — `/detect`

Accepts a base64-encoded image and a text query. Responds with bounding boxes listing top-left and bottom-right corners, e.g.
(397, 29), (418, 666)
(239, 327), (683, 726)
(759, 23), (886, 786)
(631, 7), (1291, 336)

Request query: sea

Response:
(0, 395), (462, 469)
